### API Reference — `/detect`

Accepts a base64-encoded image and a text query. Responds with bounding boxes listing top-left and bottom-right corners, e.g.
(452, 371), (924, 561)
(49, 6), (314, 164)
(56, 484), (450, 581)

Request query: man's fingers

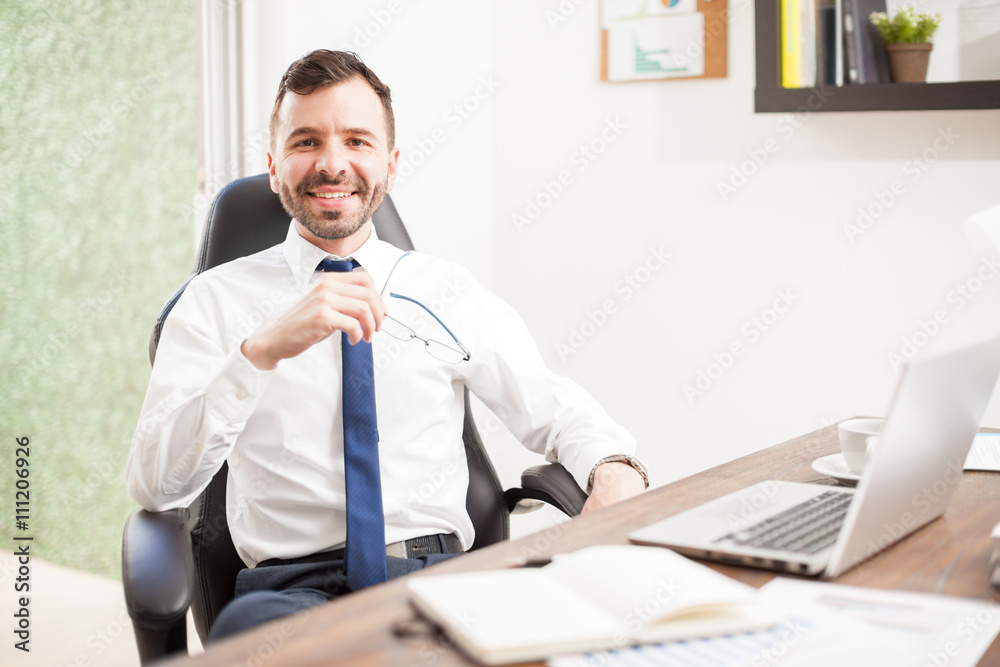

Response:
(243, 272), (387, 369)
(315, 274), (387, 333)
(324, 311), (366, 345)
(317, 293), (382, 341)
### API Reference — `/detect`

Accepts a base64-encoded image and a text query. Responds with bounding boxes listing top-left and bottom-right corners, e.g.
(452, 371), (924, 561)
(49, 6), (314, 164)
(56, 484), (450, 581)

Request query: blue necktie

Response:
(317, 258), (387, 589)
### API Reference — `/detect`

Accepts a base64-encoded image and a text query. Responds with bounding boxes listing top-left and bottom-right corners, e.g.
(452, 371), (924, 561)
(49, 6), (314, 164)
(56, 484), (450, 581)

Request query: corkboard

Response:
(600, 0), (728, 82)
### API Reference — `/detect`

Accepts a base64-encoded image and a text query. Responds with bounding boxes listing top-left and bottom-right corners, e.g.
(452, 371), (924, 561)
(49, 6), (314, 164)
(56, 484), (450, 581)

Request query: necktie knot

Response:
(318, 259), (359, 273)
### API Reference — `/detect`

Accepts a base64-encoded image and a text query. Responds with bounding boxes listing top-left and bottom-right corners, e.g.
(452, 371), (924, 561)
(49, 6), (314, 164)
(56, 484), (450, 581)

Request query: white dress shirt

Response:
(127, 222), (637, 567)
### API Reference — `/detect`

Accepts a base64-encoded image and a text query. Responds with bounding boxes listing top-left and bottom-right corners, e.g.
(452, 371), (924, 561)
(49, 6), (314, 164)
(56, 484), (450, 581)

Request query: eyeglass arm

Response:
(388, 291), (469, 359)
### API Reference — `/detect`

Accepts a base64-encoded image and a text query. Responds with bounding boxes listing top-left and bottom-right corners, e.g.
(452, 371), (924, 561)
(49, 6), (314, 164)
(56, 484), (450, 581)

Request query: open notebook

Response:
(406, 545), (775, 665)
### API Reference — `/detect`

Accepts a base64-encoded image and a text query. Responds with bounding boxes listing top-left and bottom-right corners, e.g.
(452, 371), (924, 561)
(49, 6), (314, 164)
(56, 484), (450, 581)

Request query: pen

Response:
(501, 555), (553, 568)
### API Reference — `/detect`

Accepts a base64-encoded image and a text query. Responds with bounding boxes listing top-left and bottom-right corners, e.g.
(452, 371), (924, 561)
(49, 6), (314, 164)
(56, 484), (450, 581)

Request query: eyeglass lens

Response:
(381, 317), (465, 363)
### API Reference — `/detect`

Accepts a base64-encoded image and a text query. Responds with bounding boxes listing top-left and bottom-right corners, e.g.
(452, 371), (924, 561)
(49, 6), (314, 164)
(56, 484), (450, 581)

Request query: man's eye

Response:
(297, 139), (317, 147)
(348, 138), (368, 147)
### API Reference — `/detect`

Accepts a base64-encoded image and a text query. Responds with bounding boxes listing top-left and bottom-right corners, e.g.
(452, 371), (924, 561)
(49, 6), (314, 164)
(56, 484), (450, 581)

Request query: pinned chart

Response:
(601, 0), (728, 82)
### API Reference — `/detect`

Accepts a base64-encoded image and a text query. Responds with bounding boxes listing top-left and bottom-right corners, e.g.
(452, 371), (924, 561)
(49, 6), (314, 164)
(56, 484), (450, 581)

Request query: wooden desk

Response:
(163, 424), (1000, 666)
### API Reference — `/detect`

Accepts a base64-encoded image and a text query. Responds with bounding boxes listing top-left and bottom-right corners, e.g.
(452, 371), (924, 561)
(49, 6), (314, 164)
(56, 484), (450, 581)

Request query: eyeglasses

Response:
(381, 292), (471, 364)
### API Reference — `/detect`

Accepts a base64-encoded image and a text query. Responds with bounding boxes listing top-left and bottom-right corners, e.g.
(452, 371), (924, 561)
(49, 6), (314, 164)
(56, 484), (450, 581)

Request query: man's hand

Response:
(582, 462), (646, 514)
(241, 271), (386, 371)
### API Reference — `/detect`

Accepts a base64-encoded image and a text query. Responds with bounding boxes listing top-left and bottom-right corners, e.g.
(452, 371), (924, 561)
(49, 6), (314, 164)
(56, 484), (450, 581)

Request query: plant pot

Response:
(885, 43), (933, 83)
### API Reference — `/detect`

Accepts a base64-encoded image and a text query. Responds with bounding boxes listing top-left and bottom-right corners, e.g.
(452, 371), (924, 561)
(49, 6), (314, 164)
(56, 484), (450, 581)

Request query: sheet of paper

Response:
(757, 580), (1000, 666)
(549, 579), (1000, 667)
(965, 433), (1000, 471)
(606, 14), (705, 82)
(548, 619), (833, 666)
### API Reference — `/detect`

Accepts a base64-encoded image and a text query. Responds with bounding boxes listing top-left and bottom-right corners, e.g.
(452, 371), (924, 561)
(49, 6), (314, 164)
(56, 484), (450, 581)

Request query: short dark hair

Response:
(269, 49), (395, 150)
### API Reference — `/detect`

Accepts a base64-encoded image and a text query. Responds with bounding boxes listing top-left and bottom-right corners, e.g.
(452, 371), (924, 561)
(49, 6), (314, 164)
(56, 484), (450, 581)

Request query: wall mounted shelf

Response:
(754, 0), (1000, 112)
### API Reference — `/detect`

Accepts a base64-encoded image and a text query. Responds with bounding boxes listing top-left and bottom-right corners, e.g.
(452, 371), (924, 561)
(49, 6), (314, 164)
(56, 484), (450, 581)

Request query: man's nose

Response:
(315, 143), (348, 175)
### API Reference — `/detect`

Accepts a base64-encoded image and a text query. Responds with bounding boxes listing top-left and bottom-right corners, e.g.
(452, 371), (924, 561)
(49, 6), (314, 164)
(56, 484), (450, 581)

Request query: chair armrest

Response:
(122, 508), (194, 627)
(505, 462), (588, 517)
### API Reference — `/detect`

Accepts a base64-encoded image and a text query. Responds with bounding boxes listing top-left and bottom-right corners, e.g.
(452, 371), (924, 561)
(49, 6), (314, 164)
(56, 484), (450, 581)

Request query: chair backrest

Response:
(153, 174), (508, 638)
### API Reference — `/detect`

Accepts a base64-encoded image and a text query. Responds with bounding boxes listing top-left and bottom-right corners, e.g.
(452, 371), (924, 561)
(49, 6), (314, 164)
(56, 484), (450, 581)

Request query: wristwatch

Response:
(587, 455), (649, 493)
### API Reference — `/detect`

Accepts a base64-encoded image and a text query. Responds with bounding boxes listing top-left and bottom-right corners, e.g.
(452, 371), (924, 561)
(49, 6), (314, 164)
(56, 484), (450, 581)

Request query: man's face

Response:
(268, 77), (398, 248)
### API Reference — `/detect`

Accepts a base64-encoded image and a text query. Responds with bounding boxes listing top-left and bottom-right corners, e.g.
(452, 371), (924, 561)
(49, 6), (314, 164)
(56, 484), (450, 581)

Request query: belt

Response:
(257, 533), (463, 568)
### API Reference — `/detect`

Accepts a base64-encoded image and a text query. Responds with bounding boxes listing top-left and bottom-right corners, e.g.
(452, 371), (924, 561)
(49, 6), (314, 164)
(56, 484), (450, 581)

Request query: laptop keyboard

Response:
(716, 490), (853, 555)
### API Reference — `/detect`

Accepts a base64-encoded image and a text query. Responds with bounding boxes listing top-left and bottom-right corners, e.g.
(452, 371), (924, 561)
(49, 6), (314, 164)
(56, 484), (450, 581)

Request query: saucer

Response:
(811, 453), (862, 487)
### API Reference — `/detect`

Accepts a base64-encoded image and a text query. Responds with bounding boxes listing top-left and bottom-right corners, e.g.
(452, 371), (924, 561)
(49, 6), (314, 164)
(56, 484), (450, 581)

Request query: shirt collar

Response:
(281, 220), (407, 293)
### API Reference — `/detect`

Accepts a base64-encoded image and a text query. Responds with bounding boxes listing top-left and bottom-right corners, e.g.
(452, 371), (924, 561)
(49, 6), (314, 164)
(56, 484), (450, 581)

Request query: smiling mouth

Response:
(310, 191), (355, 199)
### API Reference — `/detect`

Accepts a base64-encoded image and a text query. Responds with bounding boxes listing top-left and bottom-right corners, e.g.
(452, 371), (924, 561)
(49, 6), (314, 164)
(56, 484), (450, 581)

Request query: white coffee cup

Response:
(838, 418), (884, 474)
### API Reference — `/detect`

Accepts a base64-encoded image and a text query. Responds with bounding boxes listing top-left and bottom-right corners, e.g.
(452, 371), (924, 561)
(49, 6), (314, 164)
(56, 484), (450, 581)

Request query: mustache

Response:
(295, 173), (370, 196)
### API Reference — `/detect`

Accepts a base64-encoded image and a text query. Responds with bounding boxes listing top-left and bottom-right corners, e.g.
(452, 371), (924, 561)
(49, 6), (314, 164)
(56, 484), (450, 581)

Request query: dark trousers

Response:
(210, 548), (459, 640)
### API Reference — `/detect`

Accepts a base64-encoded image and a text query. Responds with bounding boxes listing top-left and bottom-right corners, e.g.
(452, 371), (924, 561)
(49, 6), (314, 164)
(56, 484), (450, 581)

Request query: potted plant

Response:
(869, 7), (943, 83)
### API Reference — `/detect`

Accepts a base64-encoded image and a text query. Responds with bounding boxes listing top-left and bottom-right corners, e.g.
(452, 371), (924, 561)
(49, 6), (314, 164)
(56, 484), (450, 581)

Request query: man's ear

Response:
(267, 152), (279, 194)
(386, 147), (400, 193)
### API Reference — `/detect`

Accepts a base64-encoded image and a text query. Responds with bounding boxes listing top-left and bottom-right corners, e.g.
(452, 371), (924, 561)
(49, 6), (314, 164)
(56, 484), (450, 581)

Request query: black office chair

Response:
(121, 174), (588, 664)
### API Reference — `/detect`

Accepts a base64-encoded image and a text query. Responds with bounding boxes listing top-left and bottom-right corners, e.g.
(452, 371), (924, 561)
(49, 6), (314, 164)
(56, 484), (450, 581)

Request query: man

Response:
(127, 50), (646, 638)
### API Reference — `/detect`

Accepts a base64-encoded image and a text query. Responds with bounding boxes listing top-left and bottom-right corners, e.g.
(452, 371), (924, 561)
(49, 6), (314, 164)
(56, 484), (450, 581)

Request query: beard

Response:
(277, 171), (388, 241)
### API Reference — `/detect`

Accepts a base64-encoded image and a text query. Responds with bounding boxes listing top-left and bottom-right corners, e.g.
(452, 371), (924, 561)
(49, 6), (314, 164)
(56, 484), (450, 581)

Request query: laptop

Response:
(630, 335), (1000, 578)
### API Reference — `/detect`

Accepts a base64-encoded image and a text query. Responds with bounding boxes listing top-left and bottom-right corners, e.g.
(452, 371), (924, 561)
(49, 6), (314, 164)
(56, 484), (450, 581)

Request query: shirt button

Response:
(236, 388), (249, 400)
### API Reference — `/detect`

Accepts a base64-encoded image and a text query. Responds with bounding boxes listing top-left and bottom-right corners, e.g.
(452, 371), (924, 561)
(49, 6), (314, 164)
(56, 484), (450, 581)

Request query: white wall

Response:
(490, 0), (1000, 493)
(252, 1), (1000, 531)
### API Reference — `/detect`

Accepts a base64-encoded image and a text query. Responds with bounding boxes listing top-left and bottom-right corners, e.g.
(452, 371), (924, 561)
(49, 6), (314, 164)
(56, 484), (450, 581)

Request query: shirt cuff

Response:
(160, 348), (269, 496)
(203, 345), (271, 429)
